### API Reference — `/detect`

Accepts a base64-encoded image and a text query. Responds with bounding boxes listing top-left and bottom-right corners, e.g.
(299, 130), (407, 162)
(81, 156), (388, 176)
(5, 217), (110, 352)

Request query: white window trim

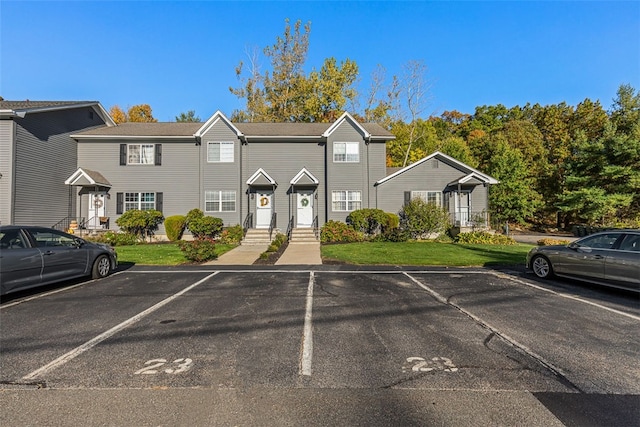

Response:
(332, 190), (362, 212)
(411, 191), (443, 206)
(333, 142), (360, 163)
(127, 144), (155, 165)
(205, 190), (236, 213)
(207, 141), (234, 163)
(124, 192), (156, 211)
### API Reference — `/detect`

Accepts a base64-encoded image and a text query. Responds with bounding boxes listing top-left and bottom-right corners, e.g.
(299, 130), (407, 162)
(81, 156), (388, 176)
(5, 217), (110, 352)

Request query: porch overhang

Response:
(447, 172), (498, 188)
(247, 168), (277, 187)
(290, 168), (319, 186)
(64, 168), (112, 193)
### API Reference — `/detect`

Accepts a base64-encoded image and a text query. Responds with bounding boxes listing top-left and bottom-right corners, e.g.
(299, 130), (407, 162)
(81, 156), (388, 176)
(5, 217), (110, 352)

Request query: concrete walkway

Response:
(202, 244), (268, 265)
(275, 242), (322, 265)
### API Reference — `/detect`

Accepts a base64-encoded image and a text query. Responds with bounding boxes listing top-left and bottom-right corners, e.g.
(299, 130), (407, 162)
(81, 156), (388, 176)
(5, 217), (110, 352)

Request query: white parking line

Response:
(22, 271), (220, 381)
(489, 272), (640, 322)
(299, 271), (315, 376)
(402, 272), (576, 389)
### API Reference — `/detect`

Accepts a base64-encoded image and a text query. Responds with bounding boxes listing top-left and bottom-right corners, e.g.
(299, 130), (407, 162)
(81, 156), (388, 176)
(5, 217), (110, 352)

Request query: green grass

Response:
(321, 241), (534, 266)
(115, 242), (237, 265)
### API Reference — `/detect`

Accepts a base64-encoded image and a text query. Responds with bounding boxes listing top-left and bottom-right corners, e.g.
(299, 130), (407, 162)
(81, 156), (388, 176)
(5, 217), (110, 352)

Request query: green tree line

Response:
(110, 19), (639, 229)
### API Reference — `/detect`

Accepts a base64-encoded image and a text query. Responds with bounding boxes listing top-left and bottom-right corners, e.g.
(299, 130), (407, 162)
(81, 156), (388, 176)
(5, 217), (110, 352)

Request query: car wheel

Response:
(92, 255), (111, 279)
(531, 255), (554, 279)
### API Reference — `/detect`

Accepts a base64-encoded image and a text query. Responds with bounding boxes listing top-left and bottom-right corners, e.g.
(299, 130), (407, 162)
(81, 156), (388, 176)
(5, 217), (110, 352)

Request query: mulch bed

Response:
(252, 240), (289, 265)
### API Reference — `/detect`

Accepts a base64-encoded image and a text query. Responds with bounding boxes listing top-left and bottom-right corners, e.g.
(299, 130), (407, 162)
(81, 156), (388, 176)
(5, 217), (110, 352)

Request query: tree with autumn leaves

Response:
(108, 20), (639, 229)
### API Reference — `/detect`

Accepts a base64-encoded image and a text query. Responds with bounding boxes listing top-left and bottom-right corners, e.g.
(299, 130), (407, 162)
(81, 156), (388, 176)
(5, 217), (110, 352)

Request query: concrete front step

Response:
(242, 229), (273, 245)
(290, 228), (318, 242)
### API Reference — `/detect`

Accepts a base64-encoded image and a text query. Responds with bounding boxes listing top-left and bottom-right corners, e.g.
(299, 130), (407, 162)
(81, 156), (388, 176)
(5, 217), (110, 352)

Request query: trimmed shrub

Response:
(537, 238), (571, 246)
(188, 215), (224, 239)
(115, 209), (164, 240)
(178, 238), (218, 262)
(371, 227), (409, 242)
(455, 231), (516, 245)
(347, 209), (389, 235)
(89, 231), (139, 246)
(320, 220), (365, 243)
(384, 212), (400, 231)
(164, 215), (186, 241)
(218, 225), (244, 245)
(399, 199), (450, 239)
(185, 208), (204, 226)
(266, 232), (287, 252)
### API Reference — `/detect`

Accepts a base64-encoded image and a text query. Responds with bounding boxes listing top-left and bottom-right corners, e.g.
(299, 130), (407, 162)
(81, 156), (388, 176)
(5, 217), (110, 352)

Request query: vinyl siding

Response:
(12, 107), (102, 226)
(199, 120), (242, 226)
(77, 138), (200, 232)
(244, 140), (325, 230)
(0, 120), (15, 224)
(375, 157), (489, 216)
(326, 122), (369, 222)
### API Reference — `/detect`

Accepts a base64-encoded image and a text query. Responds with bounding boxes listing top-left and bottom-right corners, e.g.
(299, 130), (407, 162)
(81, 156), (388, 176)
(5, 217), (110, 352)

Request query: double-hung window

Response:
(127, 144), (155, 165)
(333, 142), (359, 163)
(124, 192), (156, 211)
(205, 190), (236, 212)
(411, 191), (442, 206)
(207, 141), (234, 163)
(332, 190), (361, 212)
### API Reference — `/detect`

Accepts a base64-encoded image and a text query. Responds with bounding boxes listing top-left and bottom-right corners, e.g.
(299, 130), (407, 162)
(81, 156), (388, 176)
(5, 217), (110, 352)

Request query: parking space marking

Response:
(22, 271), (219, 381)
(402, 272), (581, 392)
(488, 271), (640, 322)
(299, 271), (315, 376)
(0, 271), (127, 310)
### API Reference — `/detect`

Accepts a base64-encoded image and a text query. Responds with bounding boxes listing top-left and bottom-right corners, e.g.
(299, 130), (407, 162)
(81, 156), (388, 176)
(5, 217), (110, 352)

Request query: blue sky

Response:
(1, 1), (638, 122)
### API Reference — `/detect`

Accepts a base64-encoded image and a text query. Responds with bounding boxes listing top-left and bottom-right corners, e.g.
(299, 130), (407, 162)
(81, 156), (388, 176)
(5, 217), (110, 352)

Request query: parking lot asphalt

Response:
(1, 266), (638, 426)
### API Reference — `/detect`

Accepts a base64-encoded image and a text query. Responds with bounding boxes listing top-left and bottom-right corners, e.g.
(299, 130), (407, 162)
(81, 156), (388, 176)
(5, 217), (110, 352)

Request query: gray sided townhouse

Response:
(0, 101), (115, 227)
(1, 101), (498, 238)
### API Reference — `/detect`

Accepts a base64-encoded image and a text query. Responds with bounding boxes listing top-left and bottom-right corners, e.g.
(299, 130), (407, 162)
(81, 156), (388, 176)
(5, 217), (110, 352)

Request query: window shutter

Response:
(120, 144), (127, 165)
(404, 191), (411, 205)
(116, 193), (123, 214)
(155, 144), (162, 165)
(156, 192), (163, 213)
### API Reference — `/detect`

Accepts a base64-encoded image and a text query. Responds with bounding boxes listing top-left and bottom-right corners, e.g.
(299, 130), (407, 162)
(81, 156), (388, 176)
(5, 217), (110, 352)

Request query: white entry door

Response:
(297, 191), (314, 227)
(88, 192), (106, 229)
(454, 191), (471, 227)
(256, 192), (273, 228)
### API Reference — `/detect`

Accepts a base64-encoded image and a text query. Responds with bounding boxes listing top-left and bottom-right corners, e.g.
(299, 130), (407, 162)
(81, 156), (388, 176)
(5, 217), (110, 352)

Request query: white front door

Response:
(256, 192), (272, 229)
(297, 191), (314, 227)
(88, 192), (106, 229)
(454, 191), (471, 227)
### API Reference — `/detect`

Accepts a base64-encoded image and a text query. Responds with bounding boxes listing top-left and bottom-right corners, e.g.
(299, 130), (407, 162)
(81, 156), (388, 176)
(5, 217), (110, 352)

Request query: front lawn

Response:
(115, 243), (237, 265)
(321, 241), (534, 266)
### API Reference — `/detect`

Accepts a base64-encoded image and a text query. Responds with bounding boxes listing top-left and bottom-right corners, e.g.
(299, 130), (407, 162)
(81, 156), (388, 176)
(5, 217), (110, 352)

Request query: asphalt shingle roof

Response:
(73, 121), (394, 139)
(0, 100), (98, 110)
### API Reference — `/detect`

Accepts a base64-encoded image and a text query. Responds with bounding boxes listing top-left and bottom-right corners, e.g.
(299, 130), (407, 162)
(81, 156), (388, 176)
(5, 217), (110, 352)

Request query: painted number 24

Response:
(134, 358), (193, 375)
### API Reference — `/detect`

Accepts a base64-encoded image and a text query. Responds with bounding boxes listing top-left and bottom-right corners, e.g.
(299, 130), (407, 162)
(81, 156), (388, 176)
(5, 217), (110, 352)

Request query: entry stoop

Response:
(242, 229), (273, 245)
(290, 228), (318, 242)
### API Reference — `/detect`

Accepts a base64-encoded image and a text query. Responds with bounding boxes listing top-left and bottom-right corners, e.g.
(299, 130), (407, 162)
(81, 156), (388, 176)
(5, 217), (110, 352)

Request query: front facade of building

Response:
(1, 101), (498, 237)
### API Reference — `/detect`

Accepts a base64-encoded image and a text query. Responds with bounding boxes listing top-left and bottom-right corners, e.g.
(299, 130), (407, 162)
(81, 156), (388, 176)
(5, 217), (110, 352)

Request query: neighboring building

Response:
(0, 101), (115, 227)
(2, 101), (498, 237)
(375, 151), (499, 228)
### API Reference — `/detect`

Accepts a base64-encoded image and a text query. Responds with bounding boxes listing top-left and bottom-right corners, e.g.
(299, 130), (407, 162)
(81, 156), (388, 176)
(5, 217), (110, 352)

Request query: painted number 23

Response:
(134, 358), (193, 375)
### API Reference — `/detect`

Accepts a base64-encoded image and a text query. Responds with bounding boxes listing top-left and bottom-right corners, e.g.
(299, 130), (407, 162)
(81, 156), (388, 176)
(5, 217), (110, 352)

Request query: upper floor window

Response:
(332, 190), (361, 212)
(334, 142), (359, 163)
(120, 144), (161, 165)
(205, 190), (236, 212)
(207, 141), (234, 163)
(412, 191), (442, 206)
(128, 144), (155, 164)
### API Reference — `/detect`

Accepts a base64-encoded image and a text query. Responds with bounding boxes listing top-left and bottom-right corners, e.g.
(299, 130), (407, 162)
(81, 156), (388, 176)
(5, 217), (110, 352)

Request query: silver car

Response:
(526, 230), (640, 292)
(0, 225), (117, 297)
